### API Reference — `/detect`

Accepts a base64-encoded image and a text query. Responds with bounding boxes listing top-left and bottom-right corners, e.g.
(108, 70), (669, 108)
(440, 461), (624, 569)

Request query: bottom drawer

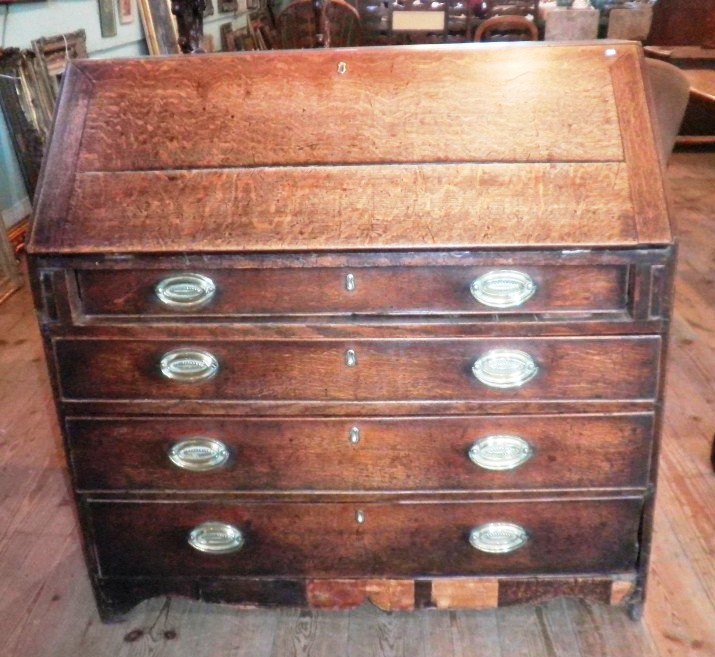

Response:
(89, 498), (642, 578)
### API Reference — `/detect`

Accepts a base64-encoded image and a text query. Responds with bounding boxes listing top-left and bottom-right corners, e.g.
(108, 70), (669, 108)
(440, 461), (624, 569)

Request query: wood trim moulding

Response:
(8, 217), (30, 255)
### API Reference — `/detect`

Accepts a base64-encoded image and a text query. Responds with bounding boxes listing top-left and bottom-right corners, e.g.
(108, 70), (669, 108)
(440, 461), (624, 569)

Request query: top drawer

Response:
(75, 264), (628, 319)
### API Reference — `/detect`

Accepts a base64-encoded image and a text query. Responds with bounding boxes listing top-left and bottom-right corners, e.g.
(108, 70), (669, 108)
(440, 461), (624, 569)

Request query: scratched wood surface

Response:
(75, 45), (624, 172)
(27, 42), (672, 255)
(2, 151), (713, 656)
(61, 163), (637, 253)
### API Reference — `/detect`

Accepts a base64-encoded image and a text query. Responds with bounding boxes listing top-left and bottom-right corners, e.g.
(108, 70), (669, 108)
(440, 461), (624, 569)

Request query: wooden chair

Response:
(275, 0), (361, 48)
(474, 15), (538, 41)
(644, 58), (691, 166)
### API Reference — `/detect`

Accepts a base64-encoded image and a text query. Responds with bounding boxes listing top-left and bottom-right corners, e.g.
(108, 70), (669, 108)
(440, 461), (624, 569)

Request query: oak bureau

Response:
(28, 41), (675, 621)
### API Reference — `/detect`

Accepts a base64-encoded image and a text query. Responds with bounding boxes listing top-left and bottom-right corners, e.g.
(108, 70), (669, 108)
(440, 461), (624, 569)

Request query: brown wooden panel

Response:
(54, 336), (661, 403)
(75, 44), (623, 173)
(27, 65), (93, 256)
(76, 264), (628, 318)
(90, 573), (637, 619)
(498, 576), (613, 606)
(306, 579), (415, 611)
(88, 498), (642, 577)
(610, 48), (672, 245)
(56, 163), (638, 254)
(649, 0), (715, 46)
(67, 414), (654, 492)
(431, 579), (499, 609)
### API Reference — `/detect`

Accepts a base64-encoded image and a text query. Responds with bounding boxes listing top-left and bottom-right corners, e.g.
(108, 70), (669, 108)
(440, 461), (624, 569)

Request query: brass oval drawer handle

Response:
(468, 435), (533, 471)
(155, 273), (216, 309)
(469, 522), (529, 554)
(472, 349), (538, 389)
(160, 348), (219, 383)
(188, 521), (245, 554)
(470, 270), (536, 308)
(169, 438), (230, 472)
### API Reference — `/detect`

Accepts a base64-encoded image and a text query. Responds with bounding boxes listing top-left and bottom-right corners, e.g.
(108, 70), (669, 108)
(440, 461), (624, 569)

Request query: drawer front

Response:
(89, 498), (642, 577)
(68, 414), (654, 492)
(76, 264), (627, 318)
(56, 337), (660, 402)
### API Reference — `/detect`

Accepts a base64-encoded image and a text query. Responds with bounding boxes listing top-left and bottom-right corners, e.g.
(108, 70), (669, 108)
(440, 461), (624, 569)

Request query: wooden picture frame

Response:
(233, 26), (255, 50)
(98, 0), (118, 36)
(32, 29), (88, 106)
(0, 31), (89, 200)
(220, 22), (236, 50)
(118, 0), (136, 23)
(0, 226), (21, 305)
(248, 16), (272, 48)
(0, 50), (45, 198)
(137, 0), (181, 54)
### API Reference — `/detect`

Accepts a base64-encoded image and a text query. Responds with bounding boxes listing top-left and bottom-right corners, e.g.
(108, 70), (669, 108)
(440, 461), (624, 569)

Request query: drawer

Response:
(68, 414), (654, 492)
(88, 498), (642, 577)
(75, 264), (628, 318)
(56, 336), (660, 402)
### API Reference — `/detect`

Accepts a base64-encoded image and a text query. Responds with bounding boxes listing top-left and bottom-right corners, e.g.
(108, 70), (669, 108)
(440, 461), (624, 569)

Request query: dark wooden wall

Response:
(649, 0), (715, 47)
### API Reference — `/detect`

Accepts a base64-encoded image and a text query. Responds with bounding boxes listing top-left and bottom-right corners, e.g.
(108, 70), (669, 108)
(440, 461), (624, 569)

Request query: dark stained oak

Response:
(54, 336), (661, 402)
(66, 414), (655, 492)
(88, 497), (642, 578)
(76, 263), (629, 318)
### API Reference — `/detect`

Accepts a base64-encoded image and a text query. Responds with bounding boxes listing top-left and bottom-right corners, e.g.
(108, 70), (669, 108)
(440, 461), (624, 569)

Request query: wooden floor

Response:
(1, 151), (714, 657)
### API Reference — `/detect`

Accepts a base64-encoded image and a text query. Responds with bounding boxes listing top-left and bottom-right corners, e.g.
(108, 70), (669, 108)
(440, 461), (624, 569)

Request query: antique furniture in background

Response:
(276, 0), (360, 48)
(606, 5), (652, 41)
(643, 58), (690, 163)
(648, 0), (715, 48)
(473, 15), (537, 41)
(645, 47), (715, 145)
(28, 42), (676, 622)
(542, 4), (598, 40)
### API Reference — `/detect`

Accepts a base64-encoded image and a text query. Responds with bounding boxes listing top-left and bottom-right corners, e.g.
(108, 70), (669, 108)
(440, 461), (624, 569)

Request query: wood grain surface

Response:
(66, 414), (654, 493)
(27, 42), (673, 254)
(76, 263), (628, 317)
(53, 336), (661, 402)
(58, 162), (637, 253)
(88, 497), (642, 577)
(75, 45), (623, 172)
(610, 48), (672, 245)
(1, 151), (711, 657)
